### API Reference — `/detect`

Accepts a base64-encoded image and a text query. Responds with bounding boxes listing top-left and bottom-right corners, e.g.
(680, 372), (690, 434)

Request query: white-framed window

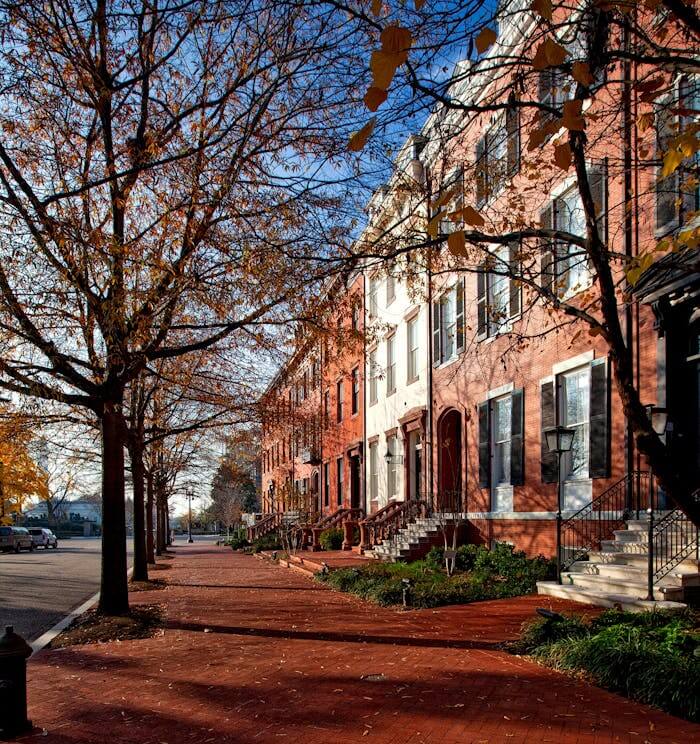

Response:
(368, 348), (378, 405)
(351, 367), (359, 415)
(386, 334), (396, 395)
(492, 395), (512, 487)
(478, 244), (520, 340)
(407, 314), (419, 383)
(433, 282), (464, 365)
(559, 366), (591, 481)
(336, 379), (344, 422)
(369, 442), (379, 503)
(556, 185), (590, 296)
(368, 276), (379, 318)
(386, 273), (395, 305)
(387, 434), (398, 499)
(475, 109), (519, 207)
(323, 461), (330, 506)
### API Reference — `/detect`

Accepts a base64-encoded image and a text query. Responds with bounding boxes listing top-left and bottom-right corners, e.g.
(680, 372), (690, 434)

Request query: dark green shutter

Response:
(540, 380), (558, 483)
(540, 204), (555, 292)
(477, 269), (487, 338)
(510, 388), (525, 486)
(589, 161), (608, 243)
(432, 300), (441, 366)
(506, 105), (520, 176)
(456, 279), (465, 353)
(478, 400), (490, 488)
(589, 357), (611, 479)
(509, 241), (521, 317)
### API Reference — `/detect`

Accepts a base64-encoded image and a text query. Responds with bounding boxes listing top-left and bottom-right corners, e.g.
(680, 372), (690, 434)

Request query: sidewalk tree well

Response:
(340, 0), (700, 525)
(0, 0), (370, 613)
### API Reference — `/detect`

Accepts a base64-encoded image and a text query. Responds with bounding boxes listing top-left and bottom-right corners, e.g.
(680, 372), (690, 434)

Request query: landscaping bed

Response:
(316, 543), (556, 608)
(507, 607), (700, 722)
(129, 577), (167, 592)
(48, 604), (165, 648)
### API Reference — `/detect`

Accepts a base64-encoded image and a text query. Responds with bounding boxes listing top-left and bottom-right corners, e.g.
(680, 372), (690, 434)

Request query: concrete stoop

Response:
(537, 517), (698, 612)
(365, 517), (460, 563)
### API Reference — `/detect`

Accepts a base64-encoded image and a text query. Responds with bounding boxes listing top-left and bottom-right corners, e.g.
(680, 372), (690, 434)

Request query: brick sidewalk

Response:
(14, 544), (699, 744)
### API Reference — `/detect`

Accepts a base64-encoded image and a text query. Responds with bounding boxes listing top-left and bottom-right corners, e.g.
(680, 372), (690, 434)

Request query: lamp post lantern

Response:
(544, 426), (576, 584)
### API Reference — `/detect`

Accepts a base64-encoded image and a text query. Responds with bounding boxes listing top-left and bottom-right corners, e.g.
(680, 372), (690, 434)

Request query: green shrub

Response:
(319, 527), (344, 551)
(514, 608), (700, 722)
(226, 535), (250, 550)
(252, 533), (282, 553)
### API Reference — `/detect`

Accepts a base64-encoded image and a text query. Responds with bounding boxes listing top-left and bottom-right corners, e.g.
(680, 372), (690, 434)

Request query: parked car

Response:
(0, 526), (34, 553)
(28, 527), (58, 549)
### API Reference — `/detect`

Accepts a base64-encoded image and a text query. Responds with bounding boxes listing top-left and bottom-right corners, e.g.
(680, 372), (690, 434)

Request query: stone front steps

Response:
(364, 517), (458, 562)
(537, 516), (698, 612)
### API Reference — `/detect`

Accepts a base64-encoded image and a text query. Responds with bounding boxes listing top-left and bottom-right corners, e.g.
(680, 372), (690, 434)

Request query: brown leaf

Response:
(348, 118), (376, 152)
(554, 142), (572, 170)
(371, 0), (382, 17)
(370, 50), (405, 90)
(462, 205), (485, 227)
(380, 26), (413, 55)
(532, 38), (567, 71)
(431, 183), (461, 210)
(530, 0), (553, 21)
(364, 87), (388, 112)
(572, 61), (594, 87)
(414, 0), (426, 9)
(636, 111), (654, 132)
(447, 230), (468, 257)
(562, 99), (585, 130)
(475, 27), (497, 54)
(428, 210), (447, 238)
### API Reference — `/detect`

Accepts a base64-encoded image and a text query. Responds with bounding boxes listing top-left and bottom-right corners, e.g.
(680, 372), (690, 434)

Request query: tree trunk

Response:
(156, 474), (166, 555)
(146, 468), (155, 563)
(99, 401), (129, 616)
(128, 437), (148, 582)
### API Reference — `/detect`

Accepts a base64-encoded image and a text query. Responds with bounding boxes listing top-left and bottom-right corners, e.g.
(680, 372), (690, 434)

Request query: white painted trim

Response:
(30, 566), (134, 654)
(552, 350), (594, 376)
(539, 374), (554, 386)
(487, 382), (514, 400)
(466, 511), (557, 520)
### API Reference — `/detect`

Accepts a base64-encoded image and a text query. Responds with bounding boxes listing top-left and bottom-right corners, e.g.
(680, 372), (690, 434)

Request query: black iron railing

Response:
(359, 499), (430, 550)
(559, 471), (651, 573)
(646, 489), (700, 599)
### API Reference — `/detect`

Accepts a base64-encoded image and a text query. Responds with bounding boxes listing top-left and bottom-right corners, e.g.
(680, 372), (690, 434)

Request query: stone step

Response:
(588, 551), (700, 573)
(537, 581), (687, 612)
(568, 560), (697, 588)
(560, 571), (684, 602)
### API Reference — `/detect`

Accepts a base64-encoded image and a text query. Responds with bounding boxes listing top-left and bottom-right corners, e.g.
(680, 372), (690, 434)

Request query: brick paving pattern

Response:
(14, 544), (700, 743)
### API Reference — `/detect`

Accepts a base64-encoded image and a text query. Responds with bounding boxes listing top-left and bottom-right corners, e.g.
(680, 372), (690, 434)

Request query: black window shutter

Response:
(589, 161), (608, 243)
(510, 388), (525, 486)
(540, 380), (558, 483)
(432, 299), (441, 366)
(589, 357), (610, 479)
(475, 136), (487, 207)
(456, 279), (465, 353)
(656, 103), (679, 230)
(539, 204), (555, 291)
(508, 241), (521, 317)
(506, 105), (520, 176)
(478, 400), (491, 488)
(476, 269), (487, 339)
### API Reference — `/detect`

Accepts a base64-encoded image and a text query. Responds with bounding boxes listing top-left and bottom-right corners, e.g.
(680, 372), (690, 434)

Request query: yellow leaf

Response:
(462, 205), (485, 227)
(562, 99), (585, 130)
(475, 27), (497, 54)
(532, 37), (567, 71)
(364, 86), (388, 112)
(572, 61), (594, 87)
(554, 141), (572, 170)
(380, 26), (413, 55)
(530, 0), (553, 21)
(431, 183), (461, 210)
(371, 0), (382, 17)
(370, 50), (404, 90)
(428, 210), (447, 238)
(447, 230), (467, 257)
(348, 118), (376, 152)
(661, 148), (684, 178)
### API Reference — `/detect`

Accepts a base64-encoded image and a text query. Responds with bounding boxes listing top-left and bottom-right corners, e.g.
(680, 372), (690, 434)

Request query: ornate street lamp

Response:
(544, 425), (576, 584)
(644, 404), (668, 436)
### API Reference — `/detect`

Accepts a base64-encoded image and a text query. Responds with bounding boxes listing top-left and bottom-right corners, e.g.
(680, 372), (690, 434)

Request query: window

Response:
(540, 166), (606, 298)
(407, 314), (419, 382)
(432, 281), (464, 365)
(336, 379), (344, 422)
(477, 245), (521, 339)
(475, 108), (520, 207)
(369, 442), (379, 504)
(493, 396), (512, 487)
(369, 348), (378, 404)
(322, 462), (329, 507)
(387, 435), (398, 499)
(351, 367), (359, 415)
(336, 457), (343, 506)
(351, 301), (360, 331)
(538, 68), (566, 122)
(656, 76), (699, 233)
(386, 273), (395, 305)
(386, 335), (396, 394)
(434, 168), (464, 235)
(560, 367), (591, 481)
(368, 276), (379, 318)
(323, 389), (330, 429)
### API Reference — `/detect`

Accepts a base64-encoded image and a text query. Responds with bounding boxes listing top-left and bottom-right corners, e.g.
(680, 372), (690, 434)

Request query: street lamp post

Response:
(545, 426), (576, 585)
(187, 489), (194, 543)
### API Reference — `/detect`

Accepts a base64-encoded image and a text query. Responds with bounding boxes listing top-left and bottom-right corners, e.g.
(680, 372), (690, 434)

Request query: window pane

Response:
(561, 367), (590, 480)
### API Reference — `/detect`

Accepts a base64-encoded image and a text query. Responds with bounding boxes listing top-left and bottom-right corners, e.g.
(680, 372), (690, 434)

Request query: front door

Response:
(350, 455), (361, 509)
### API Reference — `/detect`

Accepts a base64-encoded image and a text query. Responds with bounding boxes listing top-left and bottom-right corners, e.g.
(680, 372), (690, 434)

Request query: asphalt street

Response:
(0, 537), (133, 641)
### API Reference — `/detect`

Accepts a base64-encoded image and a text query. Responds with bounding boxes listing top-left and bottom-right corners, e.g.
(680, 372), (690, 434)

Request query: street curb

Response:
(30, 566), (134, 654)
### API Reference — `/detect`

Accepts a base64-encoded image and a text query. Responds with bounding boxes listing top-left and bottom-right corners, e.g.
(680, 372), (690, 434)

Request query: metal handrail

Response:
(247, 511), (283, 542)
(360, 499), (430, 548)
(559, 471), (650, 573)
(313, 507), (365, 531)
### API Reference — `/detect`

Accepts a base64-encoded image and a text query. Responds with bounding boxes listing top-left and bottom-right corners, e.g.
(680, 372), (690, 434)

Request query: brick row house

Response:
(258, 4), (699, 605)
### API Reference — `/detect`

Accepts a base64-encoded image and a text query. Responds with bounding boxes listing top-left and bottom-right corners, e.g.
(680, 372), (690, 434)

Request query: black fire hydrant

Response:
(0, 625), (33, 739)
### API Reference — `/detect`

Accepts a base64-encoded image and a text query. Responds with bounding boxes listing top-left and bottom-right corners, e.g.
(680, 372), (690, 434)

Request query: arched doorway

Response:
(437, 409), (462, 511)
